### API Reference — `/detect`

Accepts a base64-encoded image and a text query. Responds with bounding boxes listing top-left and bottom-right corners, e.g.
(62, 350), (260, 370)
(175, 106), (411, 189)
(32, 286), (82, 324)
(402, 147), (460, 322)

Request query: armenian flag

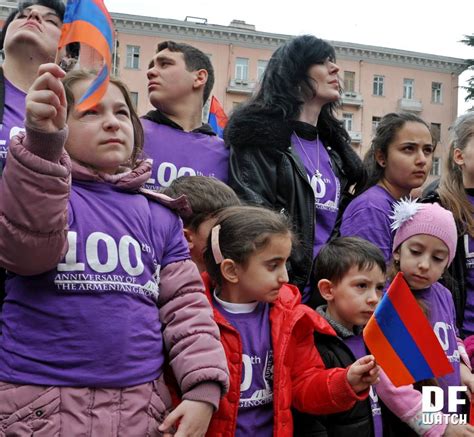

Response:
(363, 272), (453, 387)
(57, 0), (114, 111)
(208, 96), (228, 138)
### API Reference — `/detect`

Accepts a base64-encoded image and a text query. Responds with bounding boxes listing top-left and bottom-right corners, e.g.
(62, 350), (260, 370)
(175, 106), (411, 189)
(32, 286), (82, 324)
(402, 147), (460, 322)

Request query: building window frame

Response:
(403, 78), (414, 100)
(235, 57), (249, 82)
(344, 71), (355, 93)
(373, 75), (384, 96)
(126, 45), (140, 69)
(432, 82), (443, 104)
(342, 113), (353, 132)
(257, 60), (268, 81)
(430, 157), (441, 176)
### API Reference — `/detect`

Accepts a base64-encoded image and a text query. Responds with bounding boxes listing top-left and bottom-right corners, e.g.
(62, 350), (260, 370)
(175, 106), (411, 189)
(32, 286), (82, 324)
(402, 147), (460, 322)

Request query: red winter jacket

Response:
(203, 273), (367, 437)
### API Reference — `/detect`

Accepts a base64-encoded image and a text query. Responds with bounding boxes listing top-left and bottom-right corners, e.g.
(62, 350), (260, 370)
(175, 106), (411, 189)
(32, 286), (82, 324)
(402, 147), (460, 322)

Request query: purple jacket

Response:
(0, 126), (229, 408)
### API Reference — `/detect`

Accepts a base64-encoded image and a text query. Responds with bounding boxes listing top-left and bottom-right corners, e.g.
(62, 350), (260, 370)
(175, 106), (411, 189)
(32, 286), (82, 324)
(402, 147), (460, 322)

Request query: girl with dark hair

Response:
(225, 35), (365, 302)
(201, 205), (379, 437)
(340, 112), (434, 263)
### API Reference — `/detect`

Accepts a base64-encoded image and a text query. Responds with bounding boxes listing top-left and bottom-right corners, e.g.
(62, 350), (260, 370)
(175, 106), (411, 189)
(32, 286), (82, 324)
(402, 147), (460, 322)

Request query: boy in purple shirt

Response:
(142, 41), (229, 190)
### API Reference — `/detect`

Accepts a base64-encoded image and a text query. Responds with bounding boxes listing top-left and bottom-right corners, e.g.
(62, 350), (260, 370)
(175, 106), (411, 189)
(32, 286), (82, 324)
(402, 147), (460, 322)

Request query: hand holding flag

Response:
(363, 272), (453, 387)
(57, 0), (114, 111)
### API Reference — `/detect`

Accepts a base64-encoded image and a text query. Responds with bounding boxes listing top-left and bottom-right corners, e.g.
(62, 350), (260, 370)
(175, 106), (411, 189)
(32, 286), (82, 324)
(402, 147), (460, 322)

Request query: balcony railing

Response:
(341, 91), (363, 107)
(398, 98), (423, 112)
(227, 78), (256, 94)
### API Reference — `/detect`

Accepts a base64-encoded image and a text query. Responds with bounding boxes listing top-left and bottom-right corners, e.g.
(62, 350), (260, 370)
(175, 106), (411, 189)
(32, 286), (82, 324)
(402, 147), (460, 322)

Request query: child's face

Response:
(454, 135), (474, 187)
(324, 265), (385, 331)
(394, 234), (449, 290)
(378, 122), (433, 194)
(231, 233), (292, 304)
(186, 217), (216, 273)
(66, 80), (134, 174)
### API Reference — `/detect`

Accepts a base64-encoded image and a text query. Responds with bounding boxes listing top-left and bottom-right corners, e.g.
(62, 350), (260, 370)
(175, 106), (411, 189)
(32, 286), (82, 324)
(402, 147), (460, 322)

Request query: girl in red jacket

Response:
(200, 205), (380, 437)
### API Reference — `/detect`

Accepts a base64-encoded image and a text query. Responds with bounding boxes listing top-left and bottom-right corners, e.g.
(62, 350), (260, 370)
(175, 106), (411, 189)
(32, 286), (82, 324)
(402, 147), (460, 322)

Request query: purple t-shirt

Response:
(418, 282), (461, 413)
(344, 335), (383, 437)
(0, 179), (189, 387)
(462, 193), (474, 337)
(214, 297), (273, 437)
(340, 185), (396, 264)
(0, 79), (26, 176)
(292, 134), (340, 259)
(142, 119), (229, 190)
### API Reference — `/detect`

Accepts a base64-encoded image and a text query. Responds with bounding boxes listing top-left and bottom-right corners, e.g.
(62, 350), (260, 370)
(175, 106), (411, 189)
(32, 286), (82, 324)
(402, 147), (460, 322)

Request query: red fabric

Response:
(202, 273), (367, 437)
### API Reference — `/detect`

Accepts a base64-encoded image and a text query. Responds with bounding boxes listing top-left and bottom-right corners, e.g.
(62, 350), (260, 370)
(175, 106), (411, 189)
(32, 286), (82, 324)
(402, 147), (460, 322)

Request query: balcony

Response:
(349, 131), (362, 144)
(398, 98), (423, 113)
(341, 91), (363, 107)
(226, 79), (256, 94)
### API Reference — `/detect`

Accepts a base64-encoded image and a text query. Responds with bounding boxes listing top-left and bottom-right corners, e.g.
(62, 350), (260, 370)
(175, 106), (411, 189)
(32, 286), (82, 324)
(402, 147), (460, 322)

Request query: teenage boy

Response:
(162, 175), (239, 272)
(142, 41), (229, 190)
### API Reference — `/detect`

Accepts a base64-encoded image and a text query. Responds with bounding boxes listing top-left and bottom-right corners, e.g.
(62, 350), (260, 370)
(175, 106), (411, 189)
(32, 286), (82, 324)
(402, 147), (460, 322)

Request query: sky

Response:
(106, 0), (473, 114)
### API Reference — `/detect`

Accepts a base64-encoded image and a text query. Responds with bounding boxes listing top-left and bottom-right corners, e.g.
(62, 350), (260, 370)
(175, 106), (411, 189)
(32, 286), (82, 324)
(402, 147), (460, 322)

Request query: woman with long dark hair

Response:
(225, 35), (364, 302)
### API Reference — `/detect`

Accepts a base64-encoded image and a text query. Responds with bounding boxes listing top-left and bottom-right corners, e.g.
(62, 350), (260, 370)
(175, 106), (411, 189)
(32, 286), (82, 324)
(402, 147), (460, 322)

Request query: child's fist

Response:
(26, 63), (66, 133)
(347, 355), (380, 393)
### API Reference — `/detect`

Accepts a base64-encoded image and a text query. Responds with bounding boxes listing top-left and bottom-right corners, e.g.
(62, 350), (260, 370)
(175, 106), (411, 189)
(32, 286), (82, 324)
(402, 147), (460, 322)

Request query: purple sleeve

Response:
(340, 205), (393, 263)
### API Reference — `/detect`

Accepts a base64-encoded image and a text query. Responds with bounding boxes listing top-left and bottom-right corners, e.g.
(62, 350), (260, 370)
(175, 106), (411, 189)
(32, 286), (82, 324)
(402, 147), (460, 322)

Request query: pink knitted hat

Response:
(391, 199), (457, 265)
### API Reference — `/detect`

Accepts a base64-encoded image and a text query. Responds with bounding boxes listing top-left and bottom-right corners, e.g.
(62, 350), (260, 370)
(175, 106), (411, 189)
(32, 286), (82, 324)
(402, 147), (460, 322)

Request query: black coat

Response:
(225, 107), (364, 293)
(293, 332), (375, 437)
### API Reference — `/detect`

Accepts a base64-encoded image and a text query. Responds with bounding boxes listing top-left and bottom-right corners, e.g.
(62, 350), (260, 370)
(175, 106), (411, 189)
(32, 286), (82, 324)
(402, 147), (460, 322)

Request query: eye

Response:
(409, 248), (421, 256)
(376, 285), (385, 293)
(423, 145), (434, 155)
(356, 282), (368, 290)
(433, 255), (446, 263)
(46, 19), (59, 26)
(80, 109), (98, 117)
(403, 145), (415, 153)
(116, 109), (130, 118)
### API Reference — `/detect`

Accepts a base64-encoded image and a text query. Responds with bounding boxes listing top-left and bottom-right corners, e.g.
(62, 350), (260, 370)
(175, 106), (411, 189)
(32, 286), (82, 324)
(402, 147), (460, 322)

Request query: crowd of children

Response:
(0, 4), (473, 434)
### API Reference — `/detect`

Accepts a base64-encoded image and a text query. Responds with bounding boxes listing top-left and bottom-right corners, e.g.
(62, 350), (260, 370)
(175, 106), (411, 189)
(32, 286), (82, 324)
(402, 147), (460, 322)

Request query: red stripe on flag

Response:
(92, 0), (113, 26)
(363, 315), (414, 386)
(388, 274), (453, 377)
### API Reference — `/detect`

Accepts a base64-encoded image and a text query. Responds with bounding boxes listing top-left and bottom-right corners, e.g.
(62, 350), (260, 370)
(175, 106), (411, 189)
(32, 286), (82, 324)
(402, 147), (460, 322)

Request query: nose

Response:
(103, 112), (120, 131)
(147, 64), (157, 80)
(366, 288), (379, 305)
(418, 256), (430, 271)
(328, 61), (340, 74)
(415, 148), (428, 166)
(278, 266), (289, 284)
(26, 8), (42, 22)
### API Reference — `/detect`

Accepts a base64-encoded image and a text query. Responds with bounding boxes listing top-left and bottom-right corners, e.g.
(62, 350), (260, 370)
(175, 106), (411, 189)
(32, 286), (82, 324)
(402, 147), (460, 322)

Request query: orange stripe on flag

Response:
(363, 316), (414, 387)
(59, 21), (111, 64)
(76, 74), (109, 112)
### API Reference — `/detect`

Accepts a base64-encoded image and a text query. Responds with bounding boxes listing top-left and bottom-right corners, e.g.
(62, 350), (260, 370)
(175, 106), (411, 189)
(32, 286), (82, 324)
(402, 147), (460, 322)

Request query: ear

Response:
(183, 228), (194, 250)
(318, 279), (335, 301)
(453, 148), (465, 167)
(374, 149), (386, 168)
(393, 250), (400, 263)
(193, 69), (208, 91)
(220, 259), (239, 284)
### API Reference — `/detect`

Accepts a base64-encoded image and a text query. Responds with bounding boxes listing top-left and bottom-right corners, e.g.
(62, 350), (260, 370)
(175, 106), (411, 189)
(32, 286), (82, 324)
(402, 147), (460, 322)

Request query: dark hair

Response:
(204, 206), (293, 286)
(314, 237), (386, 286)
(62, 70), (144, 166)
(161, 176), (241, 229)
(1, 1), (66, 53)
(246, 35), (351, 151)
(157, 40), (214, 104)
(363, 112), (432, 190)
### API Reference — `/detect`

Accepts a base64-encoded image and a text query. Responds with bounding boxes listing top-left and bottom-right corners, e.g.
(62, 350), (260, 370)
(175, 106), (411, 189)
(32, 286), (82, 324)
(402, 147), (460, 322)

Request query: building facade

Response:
(0, 2), (467, 179)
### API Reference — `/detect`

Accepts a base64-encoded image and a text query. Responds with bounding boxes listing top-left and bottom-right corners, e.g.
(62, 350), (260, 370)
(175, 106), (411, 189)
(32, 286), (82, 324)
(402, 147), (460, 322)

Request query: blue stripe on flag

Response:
(374, 296), (434, 381)
(78, 65), (109, 104)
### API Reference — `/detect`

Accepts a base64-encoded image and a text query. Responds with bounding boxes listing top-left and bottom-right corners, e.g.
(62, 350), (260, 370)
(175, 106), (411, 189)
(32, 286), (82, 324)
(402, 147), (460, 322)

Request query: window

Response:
(344, 71), (355, 93)
(431, 123), (441, 143)
(372, 116), (381, 134)
(430, 157), (441, 176)
(126, 45), (140, 69)
(130, 92), (138, 109)
(432, 82), (442, 103)
(235, 58), (249, 82)
(373, 75), (384, 96)
(403, 79), (414, 100)
(342, 113), (353, 132)
(257, 60), (268, 81)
